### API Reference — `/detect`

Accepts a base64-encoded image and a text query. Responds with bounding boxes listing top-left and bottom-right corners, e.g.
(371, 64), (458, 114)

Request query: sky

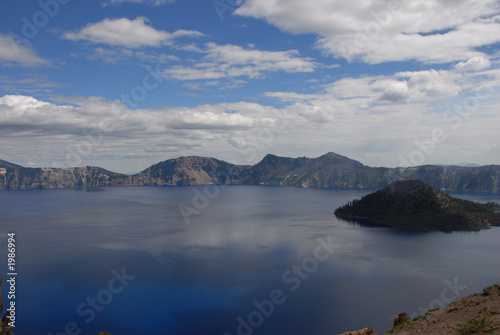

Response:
(0, 0), (499, 174)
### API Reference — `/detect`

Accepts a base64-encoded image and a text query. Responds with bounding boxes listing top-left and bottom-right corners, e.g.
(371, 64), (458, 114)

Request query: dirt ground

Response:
(388, 283), (500, 335)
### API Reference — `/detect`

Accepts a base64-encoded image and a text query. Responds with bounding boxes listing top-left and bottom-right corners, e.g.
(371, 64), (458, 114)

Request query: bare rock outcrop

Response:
(1, 154), (500, 193)
(0, 279), (14, 335)
(392, 312), (411, 327)
(338, 326), (375, 335)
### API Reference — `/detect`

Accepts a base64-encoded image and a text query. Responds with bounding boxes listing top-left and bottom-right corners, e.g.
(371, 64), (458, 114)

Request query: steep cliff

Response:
(127, 156), (246, 186)
(0, 279), (14, 335)
(0, 161), (127, 190)
(385, 164), (500, 193)
(240, 152), (389, 188)
(1, 154), (499, 193)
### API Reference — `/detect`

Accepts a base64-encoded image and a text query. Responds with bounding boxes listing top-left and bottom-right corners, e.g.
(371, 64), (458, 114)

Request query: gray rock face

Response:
(393, 313), (412, 327)
(0, 279), (14, 335)
(1, 153), (499, 193)
(0, 165), (127, 190)
(338, 327), (375, 335)
(239, 152), (387, 188)
(127, 156), (245, 186)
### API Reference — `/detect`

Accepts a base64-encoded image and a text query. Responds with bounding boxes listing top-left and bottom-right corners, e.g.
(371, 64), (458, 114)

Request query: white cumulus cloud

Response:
(379, 70), (462, 102)
(0, 33), (49, 67)
(2, 63), (500, 172)
(163, 42), (316, 82)
(455, 56), (491, 72)
(63, 17), (204, 48)
(235, 0), (500, 64)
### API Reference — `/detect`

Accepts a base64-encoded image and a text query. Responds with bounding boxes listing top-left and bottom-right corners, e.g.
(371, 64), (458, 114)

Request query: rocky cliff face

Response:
(0, 279), (14, 335)
(127, 156), (246, 186)
(385, 164), (500, 193)
(0, 165), (127, 191)
(241, 153), (389, 188)
(1, 153), (499, 193)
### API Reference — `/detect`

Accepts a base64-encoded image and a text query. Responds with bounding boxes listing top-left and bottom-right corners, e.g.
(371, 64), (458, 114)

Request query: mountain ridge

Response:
(0, 159), (24, 170)
(1, 153), (499, 193)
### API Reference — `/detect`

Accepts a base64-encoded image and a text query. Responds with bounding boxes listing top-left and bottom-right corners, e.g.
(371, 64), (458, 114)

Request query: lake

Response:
(1, 185), (499, 335)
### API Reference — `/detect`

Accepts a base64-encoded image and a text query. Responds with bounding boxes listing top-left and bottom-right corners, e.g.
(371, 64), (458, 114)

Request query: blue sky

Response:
(1, 0), (500, 173)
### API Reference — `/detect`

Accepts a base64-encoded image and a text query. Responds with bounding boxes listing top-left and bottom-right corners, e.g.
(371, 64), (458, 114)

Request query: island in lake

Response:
(334, 179), (500, 232)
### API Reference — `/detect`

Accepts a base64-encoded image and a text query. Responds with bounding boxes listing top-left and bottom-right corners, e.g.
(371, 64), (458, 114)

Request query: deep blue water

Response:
(0, 185), (499, 335)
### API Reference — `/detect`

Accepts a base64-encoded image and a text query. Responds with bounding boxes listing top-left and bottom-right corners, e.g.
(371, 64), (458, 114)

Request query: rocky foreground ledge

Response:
(339, 327), (375, 334)
(0, 279), (14, 335)
(339, 283), (500, 335)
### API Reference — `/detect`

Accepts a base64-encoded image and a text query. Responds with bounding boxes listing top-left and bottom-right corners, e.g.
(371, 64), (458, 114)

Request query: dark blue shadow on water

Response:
(1, 185), (500, 335)
(335, 214), (390, 229)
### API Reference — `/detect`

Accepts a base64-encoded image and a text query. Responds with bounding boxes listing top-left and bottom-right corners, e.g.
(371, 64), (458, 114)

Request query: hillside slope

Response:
(1, 153), (499, 193)
(0, 159), (23, 170)
(387, 283), (500, 335)
(0, 166), (127, 190)
(334, 179), (500, 232)
(385, 165), (500, 193)
(240, 152), (389, 188)
(127, 156), (246, 186)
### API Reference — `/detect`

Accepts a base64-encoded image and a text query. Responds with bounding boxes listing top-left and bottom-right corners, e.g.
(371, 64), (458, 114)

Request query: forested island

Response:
(334, 179), (500, 232)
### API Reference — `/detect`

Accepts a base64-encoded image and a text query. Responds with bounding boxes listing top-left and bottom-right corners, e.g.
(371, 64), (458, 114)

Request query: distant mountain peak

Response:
(321, 152), (344, 158)
(155, 155), (215, 166)
(1, 154), (499, 193)
(454, 162), (482, 168)
(0, 159), (24, 169)
(262, 153), (280, 160)
(317, 152), (365, 167)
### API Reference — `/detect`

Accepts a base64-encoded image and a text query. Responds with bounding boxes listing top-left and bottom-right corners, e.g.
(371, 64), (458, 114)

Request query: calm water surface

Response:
(0, 185), (499, 335)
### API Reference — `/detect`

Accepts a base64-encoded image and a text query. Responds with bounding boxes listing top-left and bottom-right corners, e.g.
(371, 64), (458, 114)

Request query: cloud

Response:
(264, 91), (319, 102)
(235, 0), (500, 64)
(82, 47), (179, 64)
(0, 95), (51, 110)
(0, 75), (62, 96)
(270, 66), (494, 114)
(0, 95), (280, 171)
(169, 110), (254, 130)
(0, 95), (259, 146)
(163, 42), (316, 83)
(104, 0), (176, 6)
(377, 80), (409, 103)
(267, 68), (467, 106)
(63, 17), (204, 48)
(379, 69), (462, 102)
(455, 56), (491, 72)
(0, 33), (49, 67)
(87, 47), (133, 64)
(2, 62), (500, 173)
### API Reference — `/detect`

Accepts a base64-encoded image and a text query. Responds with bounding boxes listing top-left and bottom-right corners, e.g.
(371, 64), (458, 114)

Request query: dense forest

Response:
(334, 180), (500, 232)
